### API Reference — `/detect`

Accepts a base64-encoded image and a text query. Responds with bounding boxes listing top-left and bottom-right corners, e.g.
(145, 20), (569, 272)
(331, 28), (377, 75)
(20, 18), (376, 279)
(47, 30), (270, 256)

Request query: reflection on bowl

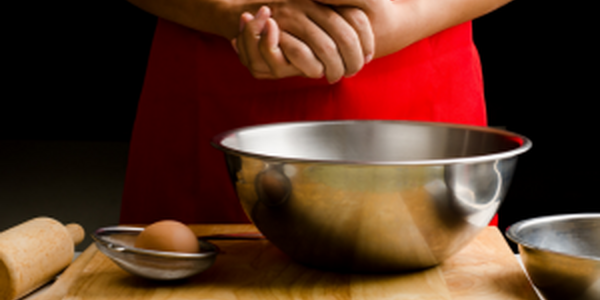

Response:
(507, 214), (600, 300)
(212, 120), (531, 272)
(92, 226), (218, 280)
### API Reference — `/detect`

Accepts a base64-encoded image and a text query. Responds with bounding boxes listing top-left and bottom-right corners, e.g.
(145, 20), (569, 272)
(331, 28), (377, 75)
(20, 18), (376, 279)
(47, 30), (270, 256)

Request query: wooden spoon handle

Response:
(33, 244), (98, 300)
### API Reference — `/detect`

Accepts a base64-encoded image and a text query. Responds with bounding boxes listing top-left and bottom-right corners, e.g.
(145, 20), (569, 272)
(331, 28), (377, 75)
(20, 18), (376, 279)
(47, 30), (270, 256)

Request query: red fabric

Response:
(120, 19), (493, 225)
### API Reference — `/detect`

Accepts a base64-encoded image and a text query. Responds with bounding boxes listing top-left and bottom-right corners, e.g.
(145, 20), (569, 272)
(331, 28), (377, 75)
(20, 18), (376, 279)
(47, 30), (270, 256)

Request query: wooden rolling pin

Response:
(0, 217), (84, 300)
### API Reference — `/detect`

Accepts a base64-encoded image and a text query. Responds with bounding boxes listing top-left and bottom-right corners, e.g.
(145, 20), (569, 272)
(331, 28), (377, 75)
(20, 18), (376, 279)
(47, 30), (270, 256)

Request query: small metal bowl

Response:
(506, 214), (600, 300)
(92, 226), (218, 280)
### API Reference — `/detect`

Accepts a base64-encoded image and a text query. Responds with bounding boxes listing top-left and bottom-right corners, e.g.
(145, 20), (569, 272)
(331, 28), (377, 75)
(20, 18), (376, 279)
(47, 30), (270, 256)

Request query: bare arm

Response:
(127, 0), (258, 39)
(314, 0), (514, 58)
(127, 0), (374, 82)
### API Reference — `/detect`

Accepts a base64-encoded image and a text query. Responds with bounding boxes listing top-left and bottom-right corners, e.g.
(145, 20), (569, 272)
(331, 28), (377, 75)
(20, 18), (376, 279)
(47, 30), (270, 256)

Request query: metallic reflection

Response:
(507, 214), (600, 300)
(214, 121), (531, 272)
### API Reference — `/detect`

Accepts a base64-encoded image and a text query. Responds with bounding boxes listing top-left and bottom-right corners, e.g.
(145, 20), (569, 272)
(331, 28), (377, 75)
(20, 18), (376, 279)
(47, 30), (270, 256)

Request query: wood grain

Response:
(55, 225), (539, 300)
(30, 244), (98, 300)
(441, 227), (540, 300)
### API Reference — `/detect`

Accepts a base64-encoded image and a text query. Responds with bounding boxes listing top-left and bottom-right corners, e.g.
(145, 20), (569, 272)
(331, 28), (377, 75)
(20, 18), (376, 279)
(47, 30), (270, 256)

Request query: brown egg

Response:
(134, 220), (200, 253)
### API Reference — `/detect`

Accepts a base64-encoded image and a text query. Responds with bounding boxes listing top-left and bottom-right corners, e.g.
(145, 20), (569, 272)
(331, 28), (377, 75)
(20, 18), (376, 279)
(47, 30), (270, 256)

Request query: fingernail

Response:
(255, 6), (266, 19)
(365, 54), (373, 64)
(239, 13), (250, 32)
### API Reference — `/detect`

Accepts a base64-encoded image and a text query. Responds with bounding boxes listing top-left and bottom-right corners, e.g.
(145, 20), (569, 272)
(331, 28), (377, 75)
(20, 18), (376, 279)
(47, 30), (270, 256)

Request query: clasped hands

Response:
(231, 0), (388, 83)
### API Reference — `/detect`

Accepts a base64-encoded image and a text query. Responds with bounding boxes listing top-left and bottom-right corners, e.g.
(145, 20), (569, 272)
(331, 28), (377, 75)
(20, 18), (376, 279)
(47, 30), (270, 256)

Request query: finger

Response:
(279, 32), (324, 79)
(277, 5), (361, 81)
(240, 7), (273, 76)
(231, 9), (250, 54)
(336, 7), (374, 66)
(309, 7), (365, 77)
(258, 18), (304, 78)
(236, 12), (255, 67)
(239, 10), (249, 32)
(283, 19), (345, 83)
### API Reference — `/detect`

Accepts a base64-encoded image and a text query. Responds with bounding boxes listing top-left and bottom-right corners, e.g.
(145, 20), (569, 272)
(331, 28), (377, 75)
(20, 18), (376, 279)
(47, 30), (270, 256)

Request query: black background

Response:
(2, 1), (598, 234)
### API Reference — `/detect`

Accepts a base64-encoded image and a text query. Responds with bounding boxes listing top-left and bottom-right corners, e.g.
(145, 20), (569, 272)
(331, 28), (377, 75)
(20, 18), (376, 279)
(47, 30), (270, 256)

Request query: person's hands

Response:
(233, 0), (374, 83)
(232, 6), (325, 80)
(270, 0), (374, 82)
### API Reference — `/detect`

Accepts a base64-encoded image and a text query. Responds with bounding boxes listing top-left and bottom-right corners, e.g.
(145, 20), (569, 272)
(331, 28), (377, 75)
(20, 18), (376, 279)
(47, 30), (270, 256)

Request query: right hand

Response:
(235, 1), (375, 83)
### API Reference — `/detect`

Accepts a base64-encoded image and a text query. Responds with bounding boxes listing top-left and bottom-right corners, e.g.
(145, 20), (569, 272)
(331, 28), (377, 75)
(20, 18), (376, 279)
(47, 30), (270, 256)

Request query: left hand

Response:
(232, 6), (325, 79)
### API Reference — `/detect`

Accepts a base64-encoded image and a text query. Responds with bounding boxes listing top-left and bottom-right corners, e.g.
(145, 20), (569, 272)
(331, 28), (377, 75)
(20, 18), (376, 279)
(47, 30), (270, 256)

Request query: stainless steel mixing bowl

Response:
(212, 120), (531, 272)
(506, 214), (600, 300)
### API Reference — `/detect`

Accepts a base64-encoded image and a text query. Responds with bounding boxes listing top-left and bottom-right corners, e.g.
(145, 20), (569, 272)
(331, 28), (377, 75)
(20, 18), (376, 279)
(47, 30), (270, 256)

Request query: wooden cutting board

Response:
(51, 225), (540, 300)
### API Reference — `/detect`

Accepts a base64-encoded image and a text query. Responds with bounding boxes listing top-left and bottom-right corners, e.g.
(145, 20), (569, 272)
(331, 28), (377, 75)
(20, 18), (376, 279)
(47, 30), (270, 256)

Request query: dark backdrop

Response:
(2, 1), (598, 233)
(473, 1), (599, 231)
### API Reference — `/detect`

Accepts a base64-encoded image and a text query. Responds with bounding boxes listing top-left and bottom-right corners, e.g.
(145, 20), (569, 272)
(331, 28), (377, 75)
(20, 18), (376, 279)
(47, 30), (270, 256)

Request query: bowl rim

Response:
(92, 226), (218, 259)
(505, 213), (600, 261)
(211, 120), (532, 165)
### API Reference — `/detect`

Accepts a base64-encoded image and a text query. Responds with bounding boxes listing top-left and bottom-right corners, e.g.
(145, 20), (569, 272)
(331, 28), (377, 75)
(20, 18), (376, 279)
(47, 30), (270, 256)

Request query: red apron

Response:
(120, 19), (493, 225)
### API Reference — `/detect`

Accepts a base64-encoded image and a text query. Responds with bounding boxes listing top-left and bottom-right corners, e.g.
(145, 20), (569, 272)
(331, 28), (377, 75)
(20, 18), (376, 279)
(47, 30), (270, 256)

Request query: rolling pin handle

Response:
(66, 223), (85, 246)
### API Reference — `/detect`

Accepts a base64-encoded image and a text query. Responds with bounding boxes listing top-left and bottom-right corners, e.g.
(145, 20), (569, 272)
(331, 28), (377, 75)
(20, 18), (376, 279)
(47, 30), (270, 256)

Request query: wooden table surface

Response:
(32, 225), (541, 300)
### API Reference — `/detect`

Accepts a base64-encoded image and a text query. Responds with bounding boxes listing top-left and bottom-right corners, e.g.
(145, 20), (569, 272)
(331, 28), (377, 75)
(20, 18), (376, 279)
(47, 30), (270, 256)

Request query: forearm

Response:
(127, 0), (265, 39)
(369, 0), (514, 57)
